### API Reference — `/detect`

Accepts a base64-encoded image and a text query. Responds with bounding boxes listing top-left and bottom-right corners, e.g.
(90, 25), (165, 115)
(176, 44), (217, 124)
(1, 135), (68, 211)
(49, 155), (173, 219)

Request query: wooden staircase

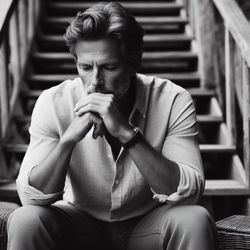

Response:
(1, 0), (249, 221)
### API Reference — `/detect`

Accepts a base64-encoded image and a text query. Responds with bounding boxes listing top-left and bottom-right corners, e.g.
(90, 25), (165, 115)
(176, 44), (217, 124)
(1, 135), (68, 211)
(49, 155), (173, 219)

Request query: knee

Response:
(7, 205), (55, 236)
(165, 205), (215, 235)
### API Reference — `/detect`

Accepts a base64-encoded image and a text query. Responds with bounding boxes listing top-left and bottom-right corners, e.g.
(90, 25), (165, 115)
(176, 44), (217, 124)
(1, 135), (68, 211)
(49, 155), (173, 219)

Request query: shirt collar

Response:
(130, 74), (149, 120)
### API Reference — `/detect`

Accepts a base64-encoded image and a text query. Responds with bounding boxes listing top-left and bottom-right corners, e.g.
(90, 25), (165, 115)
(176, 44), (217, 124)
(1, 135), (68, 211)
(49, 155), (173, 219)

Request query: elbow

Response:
(16, 178), (60, 206)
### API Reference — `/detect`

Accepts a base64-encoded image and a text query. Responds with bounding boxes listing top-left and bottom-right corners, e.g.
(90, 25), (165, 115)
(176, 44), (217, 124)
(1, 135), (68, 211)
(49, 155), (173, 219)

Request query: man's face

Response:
(75, 38), (133, 99)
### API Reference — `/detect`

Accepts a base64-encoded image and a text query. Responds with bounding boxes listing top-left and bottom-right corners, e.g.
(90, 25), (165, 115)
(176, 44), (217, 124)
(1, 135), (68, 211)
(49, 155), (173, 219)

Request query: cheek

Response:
(77, 70), (92, 86)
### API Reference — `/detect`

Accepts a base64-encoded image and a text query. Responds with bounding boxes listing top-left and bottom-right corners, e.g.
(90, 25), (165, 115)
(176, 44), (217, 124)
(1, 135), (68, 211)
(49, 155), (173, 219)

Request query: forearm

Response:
(29, 139), (75, 194)
(126, 137), (180, 195)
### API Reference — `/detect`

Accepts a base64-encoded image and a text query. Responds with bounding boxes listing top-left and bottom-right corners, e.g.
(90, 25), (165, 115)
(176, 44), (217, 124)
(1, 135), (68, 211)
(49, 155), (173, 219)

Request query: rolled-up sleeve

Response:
(152, 90), (204, 204)
(16, 90), (62, 205)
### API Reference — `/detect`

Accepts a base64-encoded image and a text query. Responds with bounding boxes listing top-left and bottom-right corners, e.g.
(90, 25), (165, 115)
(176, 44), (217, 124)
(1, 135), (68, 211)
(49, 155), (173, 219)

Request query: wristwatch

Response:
(122, 127), (143, 149)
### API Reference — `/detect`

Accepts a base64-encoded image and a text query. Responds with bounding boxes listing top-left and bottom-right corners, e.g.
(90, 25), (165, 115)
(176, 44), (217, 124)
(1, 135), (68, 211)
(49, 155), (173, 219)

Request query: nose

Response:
(91, 67), (104, 88)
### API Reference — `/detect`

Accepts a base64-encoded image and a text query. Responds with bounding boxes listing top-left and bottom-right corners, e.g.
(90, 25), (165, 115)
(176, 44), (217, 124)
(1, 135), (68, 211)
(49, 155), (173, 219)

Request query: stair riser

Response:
(41, 23), (186, 35)
(15, 119), (227, 146)
(20, 92), (217, 118)
(37, 40), (192, 52)
(3, 147), (239, 186)
(31, 60), (198, 74)
(26, 75), (200, 90)
(45, 3), (183, 17)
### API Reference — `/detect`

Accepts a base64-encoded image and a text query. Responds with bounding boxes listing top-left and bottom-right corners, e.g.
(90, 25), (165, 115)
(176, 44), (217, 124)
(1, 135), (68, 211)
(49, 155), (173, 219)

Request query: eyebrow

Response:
(78, 61), (119, 66)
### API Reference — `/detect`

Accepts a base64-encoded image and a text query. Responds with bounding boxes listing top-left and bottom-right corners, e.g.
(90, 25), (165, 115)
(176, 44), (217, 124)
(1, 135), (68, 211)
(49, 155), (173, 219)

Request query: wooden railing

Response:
(0, 0), (41, 178)
(186, 0), (250, 186)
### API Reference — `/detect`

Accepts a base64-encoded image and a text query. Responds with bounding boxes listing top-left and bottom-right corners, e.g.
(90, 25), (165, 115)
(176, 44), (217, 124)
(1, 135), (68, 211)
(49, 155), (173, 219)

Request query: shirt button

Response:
(114, 179), (120, 185)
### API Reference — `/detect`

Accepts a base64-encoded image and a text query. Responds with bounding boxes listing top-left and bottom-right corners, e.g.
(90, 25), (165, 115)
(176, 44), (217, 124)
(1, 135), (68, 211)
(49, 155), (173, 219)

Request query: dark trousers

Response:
(7, 203), (217, 250)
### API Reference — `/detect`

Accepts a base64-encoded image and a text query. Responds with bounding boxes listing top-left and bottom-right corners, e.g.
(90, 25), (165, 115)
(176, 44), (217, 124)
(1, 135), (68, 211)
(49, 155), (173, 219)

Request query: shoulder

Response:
(137, 73), (191, 103)
(40, 77), (84, 102)
(32, 77), (84, 119)
(137, 74), (187, 94)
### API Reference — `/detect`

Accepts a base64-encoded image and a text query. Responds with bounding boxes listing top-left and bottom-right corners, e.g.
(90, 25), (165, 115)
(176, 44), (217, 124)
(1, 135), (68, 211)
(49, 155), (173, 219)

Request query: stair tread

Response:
(43, 16), (188, 24)
(27, 72), (200, 82)
(196, 115), (223, 123)
(0, 181), (17, 197)
(13, 114), (223, 124)
(23, 79), (211, 98)
(1, 179), (249, 198)
(204, 180), (250, 196)
(47, 2), (184, 10)
(4, 143), (236, 153)
(4, 144), (28, 153)
(38, 34), (193, 42)
(200, 144), (236, 153)
(32, 51), (198, 60)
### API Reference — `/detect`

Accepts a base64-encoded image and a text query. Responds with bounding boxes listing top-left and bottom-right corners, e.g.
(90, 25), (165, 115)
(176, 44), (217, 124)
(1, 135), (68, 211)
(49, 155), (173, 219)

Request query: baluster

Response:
(242, 61), (250, 187)
(0, 37), (9, 137)
(225, 28), (236, 145)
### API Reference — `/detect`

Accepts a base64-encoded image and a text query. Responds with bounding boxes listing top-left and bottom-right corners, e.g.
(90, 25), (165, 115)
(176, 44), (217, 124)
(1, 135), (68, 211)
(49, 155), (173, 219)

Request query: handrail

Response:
(0, 0), (17, 43)
(213, 0), (250, 68)
(186, 0), (250, 187)
(0, 0), (42, 178)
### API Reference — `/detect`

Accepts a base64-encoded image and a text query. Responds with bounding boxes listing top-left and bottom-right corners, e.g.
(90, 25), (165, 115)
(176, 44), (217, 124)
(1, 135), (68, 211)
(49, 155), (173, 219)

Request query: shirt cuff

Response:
(152, 163), (204, 203)
(16, 166), (63, 205)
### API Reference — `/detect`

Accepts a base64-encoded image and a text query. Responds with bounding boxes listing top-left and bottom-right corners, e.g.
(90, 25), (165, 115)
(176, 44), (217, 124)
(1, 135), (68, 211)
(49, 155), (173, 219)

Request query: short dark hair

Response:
(63, 2), (144, 71)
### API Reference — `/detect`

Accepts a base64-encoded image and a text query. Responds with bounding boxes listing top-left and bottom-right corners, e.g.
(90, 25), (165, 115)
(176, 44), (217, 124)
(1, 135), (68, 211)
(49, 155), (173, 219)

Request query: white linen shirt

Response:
(17, 74), (204, 221)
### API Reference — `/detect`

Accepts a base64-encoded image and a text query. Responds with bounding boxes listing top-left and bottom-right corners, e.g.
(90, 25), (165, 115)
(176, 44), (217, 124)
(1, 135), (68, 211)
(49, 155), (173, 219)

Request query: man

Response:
(8, 2), (217, 250)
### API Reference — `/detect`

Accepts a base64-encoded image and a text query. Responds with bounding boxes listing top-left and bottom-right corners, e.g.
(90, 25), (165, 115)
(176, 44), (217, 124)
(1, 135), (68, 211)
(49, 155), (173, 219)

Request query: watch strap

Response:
(122, 127), (143, 149)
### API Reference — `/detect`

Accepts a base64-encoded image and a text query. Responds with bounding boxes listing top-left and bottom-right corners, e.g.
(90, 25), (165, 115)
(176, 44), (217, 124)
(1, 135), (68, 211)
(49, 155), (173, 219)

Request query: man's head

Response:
(63, 2), (144, 99)
(64, 2), (144, 72)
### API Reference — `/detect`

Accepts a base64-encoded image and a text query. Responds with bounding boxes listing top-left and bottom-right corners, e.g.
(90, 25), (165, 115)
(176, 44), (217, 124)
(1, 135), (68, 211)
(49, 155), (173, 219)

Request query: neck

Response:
(117, 76), (136, 119)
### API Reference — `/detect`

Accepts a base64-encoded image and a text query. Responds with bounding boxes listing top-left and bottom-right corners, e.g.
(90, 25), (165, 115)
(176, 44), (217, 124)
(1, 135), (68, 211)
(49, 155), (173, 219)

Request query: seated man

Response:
(7, 2), (217, 250)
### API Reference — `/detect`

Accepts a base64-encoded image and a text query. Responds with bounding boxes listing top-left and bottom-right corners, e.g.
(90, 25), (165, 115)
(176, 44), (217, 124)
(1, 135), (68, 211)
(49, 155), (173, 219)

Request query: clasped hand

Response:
(62, 93), (129, 144)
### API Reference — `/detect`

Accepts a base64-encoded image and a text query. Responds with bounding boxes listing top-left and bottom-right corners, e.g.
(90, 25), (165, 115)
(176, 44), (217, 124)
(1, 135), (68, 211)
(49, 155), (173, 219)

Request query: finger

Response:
(88, 113), (104, 139)
(92, 120), (105, 139)
(74, 94), (114, 112)
(74, 98), (102, 112)
(76, 103), (107, 117)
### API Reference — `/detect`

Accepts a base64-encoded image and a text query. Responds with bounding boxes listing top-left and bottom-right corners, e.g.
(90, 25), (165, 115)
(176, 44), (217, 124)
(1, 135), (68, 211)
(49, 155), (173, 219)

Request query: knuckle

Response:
(103, 107), (109, 113)
(85, 112), (92, 120)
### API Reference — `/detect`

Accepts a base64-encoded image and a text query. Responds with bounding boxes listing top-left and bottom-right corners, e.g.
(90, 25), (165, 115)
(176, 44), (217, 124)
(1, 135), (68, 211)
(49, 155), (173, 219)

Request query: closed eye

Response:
(103, 65), (118, 71)
(78, 64), (93, 71)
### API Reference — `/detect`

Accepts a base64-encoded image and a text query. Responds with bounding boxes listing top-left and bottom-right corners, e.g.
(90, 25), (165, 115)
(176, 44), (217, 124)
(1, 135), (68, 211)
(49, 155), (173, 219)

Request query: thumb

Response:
(90, 115), (105, 139)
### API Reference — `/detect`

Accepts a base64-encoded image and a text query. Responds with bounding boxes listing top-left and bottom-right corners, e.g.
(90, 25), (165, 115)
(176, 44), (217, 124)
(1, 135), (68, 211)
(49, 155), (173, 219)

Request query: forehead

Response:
(75, 38), (125, 63)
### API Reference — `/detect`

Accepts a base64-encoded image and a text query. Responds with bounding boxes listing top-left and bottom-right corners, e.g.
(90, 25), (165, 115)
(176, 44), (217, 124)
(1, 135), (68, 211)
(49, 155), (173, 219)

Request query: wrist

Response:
(117, 125), (135, 144)
(118, 126), (144, 149)
(59, 136), (77, 149)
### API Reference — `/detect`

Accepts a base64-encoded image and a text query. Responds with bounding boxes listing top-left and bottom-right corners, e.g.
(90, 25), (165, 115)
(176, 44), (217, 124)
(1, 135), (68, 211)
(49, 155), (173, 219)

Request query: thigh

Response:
(127, 205), (217, 250)
(52, 203), (111, 250)
(8, 203), (111, 250)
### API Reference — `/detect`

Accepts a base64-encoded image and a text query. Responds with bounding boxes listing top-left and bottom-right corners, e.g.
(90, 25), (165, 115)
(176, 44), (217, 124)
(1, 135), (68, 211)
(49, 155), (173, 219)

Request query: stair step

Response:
(13, 114), (226, 145)
(26, 72), (200, 90)
(43, 16), (188, 25)
(46, 2), (184, 17)
(31, 51), (198, 74)
(204, 180), (250, 196)
(20, 88), (215, 100)
(42, 16), (188, 34)
(0, 181), (18, 198)
(2, 179), (249, 199)
(21, 86), (221, 116)
(37, 34), (192, 52)
(200, 145), (236, 153)
(13, 115), (223, 125)
(4, 144), (28, 153)
(198, 123), (231, 145)
(32, 51), (198, 61)
(3, 144), (236, 154)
